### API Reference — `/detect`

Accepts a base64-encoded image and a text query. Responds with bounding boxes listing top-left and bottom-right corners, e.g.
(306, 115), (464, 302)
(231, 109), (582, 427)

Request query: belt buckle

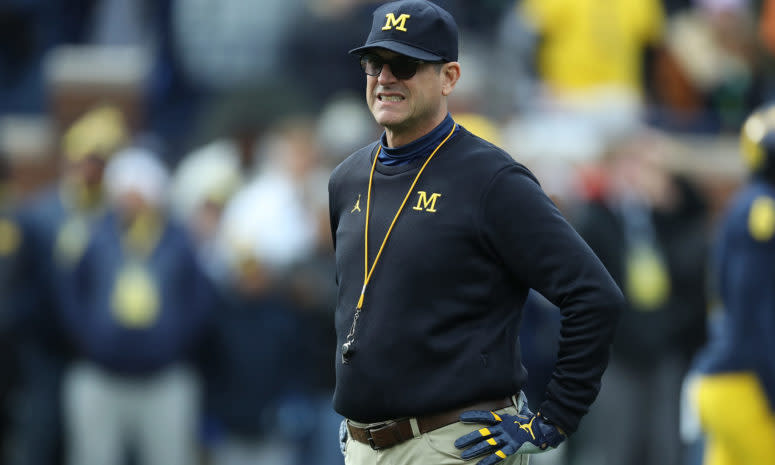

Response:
(366, 421), (397, 450)
(367, 430), (380, 450)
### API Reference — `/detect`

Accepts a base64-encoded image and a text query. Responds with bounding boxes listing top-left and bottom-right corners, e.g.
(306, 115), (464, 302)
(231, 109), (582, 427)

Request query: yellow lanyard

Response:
(357, 123), (457, 309)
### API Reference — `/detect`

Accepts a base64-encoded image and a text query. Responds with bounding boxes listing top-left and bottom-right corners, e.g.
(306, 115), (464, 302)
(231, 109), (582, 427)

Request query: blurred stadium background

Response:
(0, 0), (773, 464)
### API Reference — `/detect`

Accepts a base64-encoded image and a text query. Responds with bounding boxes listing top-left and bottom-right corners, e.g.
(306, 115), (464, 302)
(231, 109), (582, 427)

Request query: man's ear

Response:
(441, 62), (461, 96)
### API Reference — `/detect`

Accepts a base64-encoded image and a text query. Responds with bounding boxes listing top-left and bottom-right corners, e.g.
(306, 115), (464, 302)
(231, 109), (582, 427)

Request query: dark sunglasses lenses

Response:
(360, 55), (421, 80)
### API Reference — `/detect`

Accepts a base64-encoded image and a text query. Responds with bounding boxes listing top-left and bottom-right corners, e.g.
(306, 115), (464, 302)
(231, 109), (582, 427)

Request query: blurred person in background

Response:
(57, 147), (213, 465)
(689, 104), (775, 465)
(204, 114), (324, 465)
(217, 116), (320, 274)
(170, 82), (313, 280)
(659, 0), (767, 133)
(490, 3), (539, 119)
(315, 94), (381, 169)
(147, 0), (307, 161)
(200, 239), (308, 465)
(169, 0), (302, 93)
(285, 159), (343, 465)
(500, 0), (665, 214)
(285, 220), (342, 465)
(569, 129), (709, 465)
(518, 0), (664, 136)
(8, 104), (128, 465)
(169, 139), (244, 281)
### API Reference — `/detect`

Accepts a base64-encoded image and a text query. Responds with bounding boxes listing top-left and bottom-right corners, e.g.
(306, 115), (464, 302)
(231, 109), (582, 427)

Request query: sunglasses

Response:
(359, 53), (442, 80)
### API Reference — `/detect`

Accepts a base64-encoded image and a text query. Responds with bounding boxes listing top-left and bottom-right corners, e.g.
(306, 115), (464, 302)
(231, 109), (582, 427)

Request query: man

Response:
(327, 2), (624, 464)
(10, 104), (127, 465)
(690, 104), (775, 465)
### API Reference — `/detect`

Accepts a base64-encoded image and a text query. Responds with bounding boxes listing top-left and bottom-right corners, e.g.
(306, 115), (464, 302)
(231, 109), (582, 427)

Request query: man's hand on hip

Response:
(454, 403), (565, 464)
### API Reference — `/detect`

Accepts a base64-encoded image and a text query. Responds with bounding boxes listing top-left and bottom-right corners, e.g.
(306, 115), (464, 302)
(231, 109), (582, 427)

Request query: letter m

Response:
(382, 13), (411, 32)
(413, 191), (441, 213)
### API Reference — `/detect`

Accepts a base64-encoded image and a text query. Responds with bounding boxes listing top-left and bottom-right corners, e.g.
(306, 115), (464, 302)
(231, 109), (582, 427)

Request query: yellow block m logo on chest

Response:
(382, 13), (411, 32)
(413, 191), (441, 213)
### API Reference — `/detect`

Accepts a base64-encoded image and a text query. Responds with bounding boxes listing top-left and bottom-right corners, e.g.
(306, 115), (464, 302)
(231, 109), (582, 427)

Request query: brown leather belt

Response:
(347, 396), (515, 450)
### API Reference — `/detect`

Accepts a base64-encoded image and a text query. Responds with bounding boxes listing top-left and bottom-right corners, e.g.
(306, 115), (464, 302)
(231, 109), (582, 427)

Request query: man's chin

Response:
(373, 110), (406, 128)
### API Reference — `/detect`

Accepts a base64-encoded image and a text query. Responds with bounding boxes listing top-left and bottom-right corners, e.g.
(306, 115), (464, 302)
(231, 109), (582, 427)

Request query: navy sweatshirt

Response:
(58, 212), (213, 375)
(328, 125), (623, 433)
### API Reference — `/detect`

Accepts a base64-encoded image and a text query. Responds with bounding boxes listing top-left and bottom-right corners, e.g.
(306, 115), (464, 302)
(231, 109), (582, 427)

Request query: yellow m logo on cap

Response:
(382, 13), (411, 32)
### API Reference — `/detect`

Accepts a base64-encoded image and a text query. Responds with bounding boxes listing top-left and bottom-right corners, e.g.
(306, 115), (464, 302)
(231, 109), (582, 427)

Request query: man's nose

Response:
(377, 63), (398, 84)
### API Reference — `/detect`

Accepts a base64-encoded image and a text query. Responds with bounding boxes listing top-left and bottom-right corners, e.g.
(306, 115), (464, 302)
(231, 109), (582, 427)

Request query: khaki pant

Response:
(344, 395), (529, 465)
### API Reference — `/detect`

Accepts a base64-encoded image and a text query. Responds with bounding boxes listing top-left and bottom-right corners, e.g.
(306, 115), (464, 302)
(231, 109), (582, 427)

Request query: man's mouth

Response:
(378, 94), (404, 102)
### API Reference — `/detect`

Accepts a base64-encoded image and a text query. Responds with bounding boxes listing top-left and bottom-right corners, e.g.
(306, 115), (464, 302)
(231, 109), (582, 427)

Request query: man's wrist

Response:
(537, 411), (566, 437)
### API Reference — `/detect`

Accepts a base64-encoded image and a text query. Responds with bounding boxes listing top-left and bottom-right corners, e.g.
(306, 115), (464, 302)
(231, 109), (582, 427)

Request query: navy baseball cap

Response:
(349, 0), (459, 62)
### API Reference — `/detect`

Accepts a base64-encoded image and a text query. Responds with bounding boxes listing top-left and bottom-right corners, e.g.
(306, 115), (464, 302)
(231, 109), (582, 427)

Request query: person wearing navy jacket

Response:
(58, 147), (213, 465)
(692, 104), (775, 465)
(328, 2), (624, 464)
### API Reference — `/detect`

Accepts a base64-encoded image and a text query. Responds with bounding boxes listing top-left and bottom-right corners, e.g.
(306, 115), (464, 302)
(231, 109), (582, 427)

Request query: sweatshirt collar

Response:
(378, 113), (457, 166)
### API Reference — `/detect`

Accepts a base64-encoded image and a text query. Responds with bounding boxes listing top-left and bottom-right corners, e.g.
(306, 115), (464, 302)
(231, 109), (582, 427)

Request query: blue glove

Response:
(454, 403), (565, 465)
(339, 419), (348, 456)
